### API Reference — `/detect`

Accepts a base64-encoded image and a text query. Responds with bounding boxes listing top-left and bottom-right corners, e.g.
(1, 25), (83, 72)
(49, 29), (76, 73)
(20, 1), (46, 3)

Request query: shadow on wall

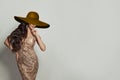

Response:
(0, 46), (22, 80)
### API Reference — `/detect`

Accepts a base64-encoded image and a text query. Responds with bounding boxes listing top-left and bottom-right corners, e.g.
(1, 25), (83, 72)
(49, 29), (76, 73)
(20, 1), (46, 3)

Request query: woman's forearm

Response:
(35, 34), (46, 51)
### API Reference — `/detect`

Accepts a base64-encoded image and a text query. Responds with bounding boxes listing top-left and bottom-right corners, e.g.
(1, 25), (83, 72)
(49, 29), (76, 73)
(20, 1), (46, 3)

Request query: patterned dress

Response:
(16, 34), (38, 80)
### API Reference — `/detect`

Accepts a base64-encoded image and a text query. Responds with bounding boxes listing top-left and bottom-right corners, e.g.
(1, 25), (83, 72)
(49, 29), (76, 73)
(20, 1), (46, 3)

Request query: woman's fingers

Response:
(29, 26), (33, 30)
(32, 29), (36, 33)
(32, 29), (38, 36)
(29, 26), (38, 36)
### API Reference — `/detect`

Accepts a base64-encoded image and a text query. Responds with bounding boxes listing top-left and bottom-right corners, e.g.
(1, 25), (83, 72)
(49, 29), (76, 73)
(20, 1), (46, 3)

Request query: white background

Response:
(0, 0), (120, 80)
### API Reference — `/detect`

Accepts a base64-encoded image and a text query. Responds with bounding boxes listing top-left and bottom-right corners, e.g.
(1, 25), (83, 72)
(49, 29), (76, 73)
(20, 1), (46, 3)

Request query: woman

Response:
(4, 11), (50, 80)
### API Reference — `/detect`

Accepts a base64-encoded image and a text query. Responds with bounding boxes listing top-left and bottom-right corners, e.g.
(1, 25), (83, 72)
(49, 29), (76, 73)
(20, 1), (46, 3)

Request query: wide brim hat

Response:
(14, 11), (50, 28)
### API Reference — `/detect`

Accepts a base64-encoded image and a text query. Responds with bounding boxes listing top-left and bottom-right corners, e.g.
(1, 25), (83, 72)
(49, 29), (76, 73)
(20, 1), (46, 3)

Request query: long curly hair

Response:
(8, 23), (28, 52)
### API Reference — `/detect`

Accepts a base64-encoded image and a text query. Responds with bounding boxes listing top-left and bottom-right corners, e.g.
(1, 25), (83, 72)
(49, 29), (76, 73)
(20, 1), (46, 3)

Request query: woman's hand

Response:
(29, 25), (39, 37)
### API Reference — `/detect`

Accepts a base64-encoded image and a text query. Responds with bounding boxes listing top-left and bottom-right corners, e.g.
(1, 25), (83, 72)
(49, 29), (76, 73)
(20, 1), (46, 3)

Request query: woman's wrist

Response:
(35, 34), (41, 39)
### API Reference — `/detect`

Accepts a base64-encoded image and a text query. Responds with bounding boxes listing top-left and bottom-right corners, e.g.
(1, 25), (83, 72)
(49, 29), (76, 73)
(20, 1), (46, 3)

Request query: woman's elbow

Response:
(4, 39), (12, 50)
(4, 40), (8, 47)
(41, 48), (46, 52)
(40, 46), (46, 52)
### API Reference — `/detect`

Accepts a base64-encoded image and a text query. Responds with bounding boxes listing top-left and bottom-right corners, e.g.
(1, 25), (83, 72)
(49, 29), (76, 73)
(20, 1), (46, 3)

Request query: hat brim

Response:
(14, 16), (50, 28)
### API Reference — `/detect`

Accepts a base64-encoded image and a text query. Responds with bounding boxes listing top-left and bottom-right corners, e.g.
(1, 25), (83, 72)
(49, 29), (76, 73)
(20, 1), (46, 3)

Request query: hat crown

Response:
(26, 12), (39, 20)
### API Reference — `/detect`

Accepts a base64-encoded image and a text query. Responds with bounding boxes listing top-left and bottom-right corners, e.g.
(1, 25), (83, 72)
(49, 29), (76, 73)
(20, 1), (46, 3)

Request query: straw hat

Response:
(14, 11), (50, 28)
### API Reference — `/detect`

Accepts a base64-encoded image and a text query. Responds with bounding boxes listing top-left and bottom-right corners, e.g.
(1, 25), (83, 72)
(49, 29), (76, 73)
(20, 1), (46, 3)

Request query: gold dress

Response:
(16, 34), (38, 80)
